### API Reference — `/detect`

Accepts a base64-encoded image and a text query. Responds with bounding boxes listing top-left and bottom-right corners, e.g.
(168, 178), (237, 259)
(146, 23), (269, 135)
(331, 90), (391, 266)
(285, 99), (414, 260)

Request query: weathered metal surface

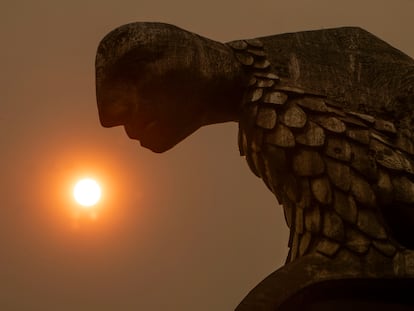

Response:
(375, 119), (397, 134)
(256, 107), (277, 129)
(372, 240), (397, 257)
(315, 116), (346, 133)
(229, 27), (414, 311)
(305, 206), (321, 233)
(279, 104), (307, 128)
(295, 206), (304, 234)
(348, 112), (376, 124)
(299, 231), (312, 256)
(333, 190), (357, 224)
(296, 97), (328, 112)
(322, 211), (345, 241)
(265, 124), (295, 147)
(346, 128), (370, 144)
(396, 133), (414, 155)
(350, 143), (378, 180)
(256, 79), (274, 88)
(254, 72), (279, 80)
(292, 150), (325, 176)
(227, 40), (248, 50)
(235, 52), (254, 66)
(245, 38), (263, 47)
(357, 210), (387, 239)
(345, 227), (370, 253)
(317, 238), (340, 257)
(376, 169), (393, 203)
(296, 121), (325, 146)
(96, 23), (414, 310)
(250, 88), (263, 102)
(326, 158), (351, 191)
(350, 173), (376, 207)
(311, 177), (332, 205)
(253, 59), (271, 69)
(392, 176), (414, 203)
(263, 91), (288, 105)
(325, 137), (352, 161)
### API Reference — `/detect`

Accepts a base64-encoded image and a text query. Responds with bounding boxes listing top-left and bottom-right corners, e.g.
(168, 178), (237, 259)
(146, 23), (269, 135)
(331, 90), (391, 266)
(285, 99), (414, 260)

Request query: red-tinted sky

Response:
(2, 1), (414, 310)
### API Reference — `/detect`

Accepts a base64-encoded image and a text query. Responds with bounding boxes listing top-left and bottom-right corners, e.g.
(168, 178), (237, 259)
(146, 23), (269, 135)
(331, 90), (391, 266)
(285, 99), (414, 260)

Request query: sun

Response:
(73, 178), (102, 207)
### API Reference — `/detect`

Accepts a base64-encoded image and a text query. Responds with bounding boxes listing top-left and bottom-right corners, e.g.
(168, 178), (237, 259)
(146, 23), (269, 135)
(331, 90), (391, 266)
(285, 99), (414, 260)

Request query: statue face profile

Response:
(99, 73), (210, 153)
(96, 22), (245, 152)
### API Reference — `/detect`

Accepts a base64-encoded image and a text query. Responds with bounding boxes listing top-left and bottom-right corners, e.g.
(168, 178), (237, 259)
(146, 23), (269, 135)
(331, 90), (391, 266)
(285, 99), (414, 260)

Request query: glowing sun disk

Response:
(73, 178), (101, 207)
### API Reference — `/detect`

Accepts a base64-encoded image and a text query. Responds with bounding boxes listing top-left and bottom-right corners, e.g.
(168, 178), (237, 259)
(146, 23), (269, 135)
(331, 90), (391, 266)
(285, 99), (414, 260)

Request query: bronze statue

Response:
(95, 22), (414, 310)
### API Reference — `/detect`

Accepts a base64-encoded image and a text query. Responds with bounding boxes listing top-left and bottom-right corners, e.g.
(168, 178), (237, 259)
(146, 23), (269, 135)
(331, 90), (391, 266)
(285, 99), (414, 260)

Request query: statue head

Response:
(96, 22), (246, 152)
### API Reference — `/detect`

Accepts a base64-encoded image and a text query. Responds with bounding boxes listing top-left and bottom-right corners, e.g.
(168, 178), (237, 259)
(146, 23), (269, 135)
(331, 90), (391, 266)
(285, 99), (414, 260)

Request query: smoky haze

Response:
(1, 1), (413, 310)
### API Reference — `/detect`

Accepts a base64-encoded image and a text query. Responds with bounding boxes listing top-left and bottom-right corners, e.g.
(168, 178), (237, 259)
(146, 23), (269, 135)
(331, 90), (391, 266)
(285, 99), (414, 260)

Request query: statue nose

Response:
(96, 79), (135, 127)
(98, 99), (131, 127)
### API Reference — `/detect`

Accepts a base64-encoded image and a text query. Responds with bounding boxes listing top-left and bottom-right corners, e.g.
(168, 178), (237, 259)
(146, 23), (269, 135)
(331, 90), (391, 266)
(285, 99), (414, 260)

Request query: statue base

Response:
(236, 252), (414, 310)
(280, 278), (414, 311)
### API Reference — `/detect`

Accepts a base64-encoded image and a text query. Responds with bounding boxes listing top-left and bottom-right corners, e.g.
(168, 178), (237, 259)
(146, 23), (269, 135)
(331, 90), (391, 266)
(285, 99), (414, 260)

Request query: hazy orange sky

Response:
(2, 1), (414, 310)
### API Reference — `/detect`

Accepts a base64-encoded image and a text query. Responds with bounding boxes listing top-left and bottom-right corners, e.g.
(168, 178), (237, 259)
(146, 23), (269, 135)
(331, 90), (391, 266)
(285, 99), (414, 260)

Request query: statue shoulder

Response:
(234, 27), (414, 128)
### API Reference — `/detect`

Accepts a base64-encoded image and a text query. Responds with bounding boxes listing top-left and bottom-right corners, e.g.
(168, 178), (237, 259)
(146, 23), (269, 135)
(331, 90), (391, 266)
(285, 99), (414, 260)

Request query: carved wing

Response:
(230, 39), (414, 263)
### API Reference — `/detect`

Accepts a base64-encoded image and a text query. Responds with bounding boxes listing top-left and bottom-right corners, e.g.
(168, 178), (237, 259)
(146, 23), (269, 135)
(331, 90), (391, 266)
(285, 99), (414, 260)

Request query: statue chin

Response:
(139, 139), (172, 154)
(123, 125), (167, 153)
(129, 124), (191, 154)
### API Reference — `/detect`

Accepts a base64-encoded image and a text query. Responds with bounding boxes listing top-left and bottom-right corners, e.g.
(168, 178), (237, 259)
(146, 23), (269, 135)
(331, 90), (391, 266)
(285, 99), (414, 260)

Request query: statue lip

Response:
(123, 119), (156, 141)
